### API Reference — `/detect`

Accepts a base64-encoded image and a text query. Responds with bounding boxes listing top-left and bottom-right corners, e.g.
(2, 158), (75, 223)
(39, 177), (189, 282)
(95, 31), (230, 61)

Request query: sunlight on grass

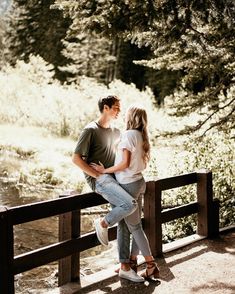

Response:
(0, 124), (87, 196)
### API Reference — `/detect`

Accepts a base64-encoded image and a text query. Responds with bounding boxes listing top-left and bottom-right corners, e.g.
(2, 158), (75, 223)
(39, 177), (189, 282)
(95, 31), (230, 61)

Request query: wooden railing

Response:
(0, 170), (219, 293)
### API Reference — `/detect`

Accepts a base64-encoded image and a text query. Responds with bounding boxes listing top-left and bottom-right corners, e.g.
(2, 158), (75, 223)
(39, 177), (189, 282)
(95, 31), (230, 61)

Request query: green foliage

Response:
(174, 133), (234, 229)
(0, 55), (157, 139)
(0, 19), (6, 67)
(5, 0), (72, 80)
(183, 134), (235, 228)
(61, 31), (113, 84)
(54, 0), (235, 136)
(161, 134), (234, 241)
(53, 0), (156, 36)
(163, 215), (197, 243)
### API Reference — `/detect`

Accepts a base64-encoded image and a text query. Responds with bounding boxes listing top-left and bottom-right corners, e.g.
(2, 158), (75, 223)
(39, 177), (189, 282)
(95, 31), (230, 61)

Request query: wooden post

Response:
(144, 181), (162, 257)
(71, 209), (81, 282)
(58, 210), (72, 286)
(211, 198), (220, 238)
(0, 206), (14, 294)
(197, 170), (219, 238)
(58, 194), (81, 286)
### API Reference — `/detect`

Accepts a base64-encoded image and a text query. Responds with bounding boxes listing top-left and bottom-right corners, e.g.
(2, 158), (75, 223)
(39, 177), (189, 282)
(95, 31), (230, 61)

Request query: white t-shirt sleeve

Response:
(118, 131), (136, 152)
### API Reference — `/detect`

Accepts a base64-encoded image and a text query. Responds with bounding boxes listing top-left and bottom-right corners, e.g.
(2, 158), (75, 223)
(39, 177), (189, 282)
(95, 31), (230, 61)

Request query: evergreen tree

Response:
(59, 29), (114, 84)
(5, 0), (72, 80)
(54, 0), (235, 136)
(0, 19), (5, 67)
(0, 0), (12, 67)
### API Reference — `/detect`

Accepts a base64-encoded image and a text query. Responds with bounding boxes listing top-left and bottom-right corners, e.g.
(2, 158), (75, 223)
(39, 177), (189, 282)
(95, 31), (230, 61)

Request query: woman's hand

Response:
(89, 161), (105, 173)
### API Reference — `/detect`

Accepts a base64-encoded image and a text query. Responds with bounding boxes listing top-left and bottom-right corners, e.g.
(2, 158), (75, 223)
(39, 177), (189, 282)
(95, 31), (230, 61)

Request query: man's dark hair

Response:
(98, 95), (120, 113)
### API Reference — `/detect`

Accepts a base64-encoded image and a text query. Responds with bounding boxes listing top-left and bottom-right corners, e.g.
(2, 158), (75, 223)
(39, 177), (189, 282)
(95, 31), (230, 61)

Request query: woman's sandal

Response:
(141, 261), (160, 279)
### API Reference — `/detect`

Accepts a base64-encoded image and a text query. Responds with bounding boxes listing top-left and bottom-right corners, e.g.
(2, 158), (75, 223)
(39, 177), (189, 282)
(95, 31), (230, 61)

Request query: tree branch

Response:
(195, 97), (235, 131)
(202, 105), (235, 136)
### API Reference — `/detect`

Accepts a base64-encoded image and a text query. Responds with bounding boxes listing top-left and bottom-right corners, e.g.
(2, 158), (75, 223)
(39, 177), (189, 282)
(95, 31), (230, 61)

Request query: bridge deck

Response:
(44, 228), (235, 294)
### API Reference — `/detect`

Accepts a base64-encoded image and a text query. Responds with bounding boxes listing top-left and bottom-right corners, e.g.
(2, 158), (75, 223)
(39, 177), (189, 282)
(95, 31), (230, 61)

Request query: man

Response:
(72, 95), (144, 282)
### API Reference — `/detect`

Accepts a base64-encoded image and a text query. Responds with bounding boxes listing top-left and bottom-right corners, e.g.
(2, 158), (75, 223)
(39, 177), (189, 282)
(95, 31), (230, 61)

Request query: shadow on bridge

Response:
(72, 228), (235, 294)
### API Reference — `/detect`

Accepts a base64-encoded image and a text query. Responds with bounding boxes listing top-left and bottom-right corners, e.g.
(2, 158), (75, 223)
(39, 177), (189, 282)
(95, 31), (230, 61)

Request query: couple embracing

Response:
(72, 95), (160, 282)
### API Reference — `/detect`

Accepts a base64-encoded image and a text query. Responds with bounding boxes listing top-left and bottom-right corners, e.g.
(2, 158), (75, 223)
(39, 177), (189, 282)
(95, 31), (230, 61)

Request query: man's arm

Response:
(72, 153), (101, 178)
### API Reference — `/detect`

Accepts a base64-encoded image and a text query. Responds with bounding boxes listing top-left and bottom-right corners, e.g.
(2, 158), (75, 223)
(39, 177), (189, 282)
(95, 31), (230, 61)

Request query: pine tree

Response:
(5, 0), (72, 80)
(54, 0), (235, 136)
(59, 29), (114, 84)
(0, 19), (6, 67)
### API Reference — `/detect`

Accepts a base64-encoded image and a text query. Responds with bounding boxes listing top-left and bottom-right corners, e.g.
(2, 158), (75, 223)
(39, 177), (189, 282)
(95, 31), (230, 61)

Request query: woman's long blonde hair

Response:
(126, 105), (150, 164)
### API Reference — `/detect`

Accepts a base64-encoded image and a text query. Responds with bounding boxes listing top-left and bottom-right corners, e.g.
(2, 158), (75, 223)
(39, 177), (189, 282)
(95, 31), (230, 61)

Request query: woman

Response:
(91, 105), (160, 280)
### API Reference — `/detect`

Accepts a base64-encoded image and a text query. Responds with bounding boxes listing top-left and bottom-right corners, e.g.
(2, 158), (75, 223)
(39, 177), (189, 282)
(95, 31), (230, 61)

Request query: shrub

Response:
(182, 133), (235, 228)
(0, 55), (157, 139)
(162, 132), (234, 242)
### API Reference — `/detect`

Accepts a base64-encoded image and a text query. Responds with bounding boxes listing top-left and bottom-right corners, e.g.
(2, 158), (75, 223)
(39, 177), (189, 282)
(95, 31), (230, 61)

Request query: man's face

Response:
(105, 101), (121, 120)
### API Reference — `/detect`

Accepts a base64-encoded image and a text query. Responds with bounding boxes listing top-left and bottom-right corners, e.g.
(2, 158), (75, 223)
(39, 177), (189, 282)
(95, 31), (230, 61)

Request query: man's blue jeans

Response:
(95, 174), (137, 226)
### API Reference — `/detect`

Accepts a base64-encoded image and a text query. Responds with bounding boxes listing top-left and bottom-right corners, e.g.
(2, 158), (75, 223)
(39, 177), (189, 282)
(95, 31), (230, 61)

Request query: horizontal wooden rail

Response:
(13, 226), (117, 275)
(0, 170), (220, 293)
(156, 172), (197, 191)
(14, 202), (198, 274)
(161, 202), (198, 223)
(9, 172), (198, 226)
(10, 192), (107, 225)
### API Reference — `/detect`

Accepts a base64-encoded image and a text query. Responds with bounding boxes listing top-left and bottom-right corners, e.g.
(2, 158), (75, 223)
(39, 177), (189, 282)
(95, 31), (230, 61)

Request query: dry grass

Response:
(0, 124), (88, 198)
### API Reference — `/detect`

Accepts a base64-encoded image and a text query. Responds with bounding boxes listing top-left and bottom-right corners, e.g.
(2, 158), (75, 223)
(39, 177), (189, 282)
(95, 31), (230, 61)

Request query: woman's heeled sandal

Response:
(141, 261), (160, 279)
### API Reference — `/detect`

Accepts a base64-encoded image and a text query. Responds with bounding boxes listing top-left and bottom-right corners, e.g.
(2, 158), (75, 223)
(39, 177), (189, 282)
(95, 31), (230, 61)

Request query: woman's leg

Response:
(95, 174), (138, 226)
(121, 179), (152, 258)
(130, 195), (142, 258)
(121, 180), (160, 278)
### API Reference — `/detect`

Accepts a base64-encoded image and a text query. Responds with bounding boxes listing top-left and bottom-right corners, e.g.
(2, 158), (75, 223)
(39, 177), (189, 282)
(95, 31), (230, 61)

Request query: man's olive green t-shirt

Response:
(74, 121), (120, 191)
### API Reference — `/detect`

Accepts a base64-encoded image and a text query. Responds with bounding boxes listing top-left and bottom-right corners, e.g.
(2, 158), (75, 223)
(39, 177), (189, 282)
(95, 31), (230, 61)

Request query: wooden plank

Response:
(196, 170), (213, 236)
(209, 199), (220, 238)
(0, 206), (15, 294)
(9, 174), (196, 226)
(157, 172), (197, 191)
(14, 226), (117, 275)
(144, 181), (162, 257)
(58, 210), (72, 286)
(10, 192), (107, 225)
(163, 234), (206, 253)
(71, 209), (81, 282)
(161, 202), (198, 223)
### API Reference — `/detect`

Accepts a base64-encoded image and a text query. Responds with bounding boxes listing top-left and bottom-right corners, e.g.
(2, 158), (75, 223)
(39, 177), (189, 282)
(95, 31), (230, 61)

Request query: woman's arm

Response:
(90, 149), (131, 174)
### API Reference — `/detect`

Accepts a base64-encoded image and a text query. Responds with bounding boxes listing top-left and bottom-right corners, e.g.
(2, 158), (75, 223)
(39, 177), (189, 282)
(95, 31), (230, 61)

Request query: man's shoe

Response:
(94, 218), (108, 246)
(119, 268), (145, 283)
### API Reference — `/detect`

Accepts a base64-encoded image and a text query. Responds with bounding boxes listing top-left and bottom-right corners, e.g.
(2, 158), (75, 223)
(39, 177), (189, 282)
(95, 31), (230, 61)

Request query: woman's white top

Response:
(114, 129), (145, 184)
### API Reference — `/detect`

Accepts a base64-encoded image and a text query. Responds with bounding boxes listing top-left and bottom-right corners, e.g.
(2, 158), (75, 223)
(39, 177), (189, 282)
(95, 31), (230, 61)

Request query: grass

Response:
(0, 124), (89, 201)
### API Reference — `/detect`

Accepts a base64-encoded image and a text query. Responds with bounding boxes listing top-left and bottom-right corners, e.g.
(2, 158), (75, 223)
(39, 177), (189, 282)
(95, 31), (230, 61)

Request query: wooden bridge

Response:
(0, 170), (220, 293)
